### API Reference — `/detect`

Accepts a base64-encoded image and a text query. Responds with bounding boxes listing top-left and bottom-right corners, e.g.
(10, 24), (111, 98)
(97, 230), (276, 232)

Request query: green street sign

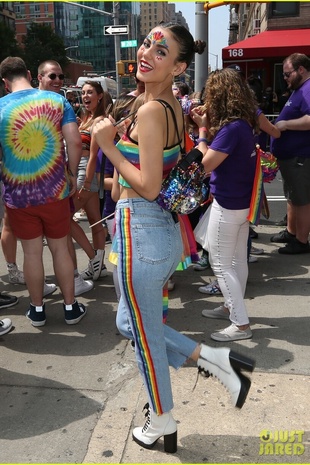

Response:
(120, 40), (138, 48)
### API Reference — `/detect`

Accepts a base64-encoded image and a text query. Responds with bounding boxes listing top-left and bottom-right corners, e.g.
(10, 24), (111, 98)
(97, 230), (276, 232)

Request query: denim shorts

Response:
(77, 156), (99, 192)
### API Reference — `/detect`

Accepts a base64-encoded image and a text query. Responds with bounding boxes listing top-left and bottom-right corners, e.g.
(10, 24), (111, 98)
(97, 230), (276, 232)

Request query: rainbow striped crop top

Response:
(117, 100), (182, 188)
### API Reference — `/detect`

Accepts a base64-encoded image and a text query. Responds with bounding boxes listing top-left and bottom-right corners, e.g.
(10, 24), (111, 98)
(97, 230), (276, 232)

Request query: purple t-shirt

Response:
(209, 119), (256, 210)
(271, 78), (310, 159)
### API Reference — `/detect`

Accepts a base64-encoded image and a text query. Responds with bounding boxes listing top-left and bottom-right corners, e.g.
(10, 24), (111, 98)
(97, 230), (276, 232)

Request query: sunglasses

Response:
(283, 69), (297, 78)
(47, 73), (65, 80)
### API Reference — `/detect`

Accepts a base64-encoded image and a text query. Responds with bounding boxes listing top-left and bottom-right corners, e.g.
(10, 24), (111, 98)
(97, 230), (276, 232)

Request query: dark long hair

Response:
(158, 22), (206, 68)
(80, 81), (113, 130)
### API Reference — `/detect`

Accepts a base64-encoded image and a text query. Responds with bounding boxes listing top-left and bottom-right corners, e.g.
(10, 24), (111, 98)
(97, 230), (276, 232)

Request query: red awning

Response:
(223, 29), (310, 61)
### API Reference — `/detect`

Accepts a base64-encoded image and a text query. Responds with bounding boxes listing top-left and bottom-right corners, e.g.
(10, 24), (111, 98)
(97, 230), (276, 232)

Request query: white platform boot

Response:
(132, 403), (177, 453)
(198, 345), (255, 408)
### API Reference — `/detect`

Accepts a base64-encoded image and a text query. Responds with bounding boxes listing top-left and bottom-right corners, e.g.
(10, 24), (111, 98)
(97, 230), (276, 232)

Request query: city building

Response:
(1, 1), (189, 90)
(0, 1), (15, 29)
(224, 1), (310, 110)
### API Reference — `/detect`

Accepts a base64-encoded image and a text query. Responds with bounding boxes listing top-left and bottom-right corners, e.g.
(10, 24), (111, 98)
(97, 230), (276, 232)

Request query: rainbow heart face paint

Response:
(146, 30), (169, 49)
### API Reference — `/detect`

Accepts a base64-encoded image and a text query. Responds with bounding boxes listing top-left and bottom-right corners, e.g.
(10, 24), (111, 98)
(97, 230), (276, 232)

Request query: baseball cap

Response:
(227, 64), (242, 72)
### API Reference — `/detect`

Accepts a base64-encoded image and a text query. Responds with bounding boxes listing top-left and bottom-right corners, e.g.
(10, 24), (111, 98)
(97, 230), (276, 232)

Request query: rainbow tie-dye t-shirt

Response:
(0, 88), (76, 209)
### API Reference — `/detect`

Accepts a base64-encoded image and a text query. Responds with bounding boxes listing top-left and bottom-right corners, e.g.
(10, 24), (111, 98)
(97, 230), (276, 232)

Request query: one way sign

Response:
(104, 25), (129, 35)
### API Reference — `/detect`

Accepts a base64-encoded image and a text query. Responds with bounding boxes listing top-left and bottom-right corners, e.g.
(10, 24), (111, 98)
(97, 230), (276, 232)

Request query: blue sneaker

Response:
(193, 255), (210, 271)
(64, 301), (87, 325)
(26, 303), (46, 327)
(198, 279), (222, 295)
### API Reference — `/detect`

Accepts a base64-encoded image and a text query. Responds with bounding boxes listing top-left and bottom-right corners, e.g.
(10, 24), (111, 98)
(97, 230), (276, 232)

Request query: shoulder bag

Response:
(155, 100), (209, 215)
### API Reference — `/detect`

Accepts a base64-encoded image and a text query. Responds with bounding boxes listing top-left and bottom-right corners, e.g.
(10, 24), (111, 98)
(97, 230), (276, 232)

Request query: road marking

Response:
(266, 195), (286, 202)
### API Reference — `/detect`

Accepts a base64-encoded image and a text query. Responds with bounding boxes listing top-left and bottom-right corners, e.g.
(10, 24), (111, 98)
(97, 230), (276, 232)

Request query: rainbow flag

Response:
(247, 145), (264, 226)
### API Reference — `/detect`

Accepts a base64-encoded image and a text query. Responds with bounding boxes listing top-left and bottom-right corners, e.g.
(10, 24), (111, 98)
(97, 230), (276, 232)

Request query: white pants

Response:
(207, 199), (250, 326)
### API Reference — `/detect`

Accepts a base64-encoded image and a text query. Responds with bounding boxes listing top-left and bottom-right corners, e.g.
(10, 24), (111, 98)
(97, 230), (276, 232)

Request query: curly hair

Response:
(202, 68), (259, 139)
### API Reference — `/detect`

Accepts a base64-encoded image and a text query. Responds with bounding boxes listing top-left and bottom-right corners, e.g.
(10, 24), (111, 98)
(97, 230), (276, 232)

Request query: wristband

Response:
(197, 138), (208, 144)
(199, 127), (207, 133)
(81, 186), (91, 192)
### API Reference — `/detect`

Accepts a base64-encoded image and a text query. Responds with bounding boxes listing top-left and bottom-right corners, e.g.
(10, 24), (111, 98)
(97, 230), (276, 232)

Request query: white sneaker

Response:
(7, 264), (26, 285)
(250, 246), (264, 255)
(81, 249), (105, 281)
(0, 318), (13, 336)
(43, 282), (57, 297)
(211, 324), (253, 342)
(74, 209), (87, 220)
(248, 255), (258, 263)
(202, 305), (230, 320)
(74, 274), (94, 296)
(99, 264), (108, 278)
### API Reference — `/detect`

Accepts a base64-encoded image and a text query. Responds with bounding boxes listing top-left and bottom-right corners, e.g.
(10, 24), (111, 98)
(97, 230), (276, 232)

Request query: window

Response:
(270, 2), (299, 17)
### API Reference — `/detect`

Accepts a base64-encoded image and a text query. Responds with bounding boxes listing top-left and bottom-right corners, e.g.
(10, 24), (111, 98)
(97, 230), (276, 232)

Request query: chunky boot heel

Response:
(197, 345), (255, 408)
(163, 431), (177, 453)
(236, 372), (252, 408)
(229, 350), (256, 373)
(132, 403), (177, 453)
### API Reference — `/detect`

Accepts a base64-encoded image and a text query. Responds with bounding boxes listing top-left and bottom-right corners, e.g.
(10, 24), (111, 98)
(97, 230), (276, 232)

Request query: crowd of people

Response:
(1, 20), (310, 454)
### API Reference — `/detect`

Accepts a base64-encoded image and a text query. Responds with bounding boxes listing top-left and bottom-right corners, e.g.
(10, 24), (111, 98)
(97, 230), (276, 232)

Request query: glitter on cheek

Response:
(156, 56), (163, 61)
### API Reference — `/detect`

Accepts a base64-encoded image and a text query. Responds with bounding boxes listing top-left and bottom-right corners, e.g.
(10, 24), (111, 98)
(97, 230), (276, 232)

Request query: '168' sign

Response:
(228, 49), (244, 57)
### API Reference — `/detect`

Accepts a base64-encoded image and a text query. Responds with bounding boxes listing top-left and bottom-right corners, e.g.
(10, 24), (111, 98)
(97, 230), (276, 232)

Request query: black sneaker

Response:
(249, 226), (258, 239)
(270, 229), (295, 243)
(278, 238), (310, 255)
(0, 293), (18, 309)
(64, 301), (87, 325)
(26, 303), (46, 327)
(275, 214), (287, 227)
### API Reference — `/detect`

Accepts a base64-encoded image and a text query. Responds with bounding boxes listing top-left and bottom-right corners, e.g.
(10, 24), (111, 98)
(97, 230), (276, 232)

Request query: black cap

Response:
(227, 64), (242, 72)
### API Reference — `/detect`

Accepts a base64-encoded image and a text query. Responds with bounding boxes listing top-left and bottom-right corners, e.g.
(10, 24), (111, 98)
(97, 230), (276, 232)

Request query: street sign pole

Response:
(65, 1), (124, 96)
(112, 2), (122, 97)
(195, 2), (209, 92)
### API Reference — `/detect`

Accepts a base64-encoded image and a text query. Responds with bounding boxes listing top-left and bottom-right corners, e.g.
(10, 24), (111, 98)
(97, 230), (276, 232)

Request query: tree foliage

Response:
(22, 23), (69, 79)
(0, 22), (22, 62)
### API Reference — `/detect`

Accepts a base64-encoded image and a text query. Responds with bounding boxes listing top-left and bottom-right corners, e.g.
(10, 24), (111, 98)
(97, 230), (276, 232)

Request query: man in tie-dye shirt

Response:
(0, 56), (86, 327)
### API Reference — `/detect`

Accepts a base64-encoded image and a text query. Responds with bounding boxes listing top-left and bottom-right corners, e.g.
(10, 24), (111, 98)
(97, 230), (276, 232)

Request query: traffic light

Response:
(124, 61), (137, 76)
(117, 61), (125, 76)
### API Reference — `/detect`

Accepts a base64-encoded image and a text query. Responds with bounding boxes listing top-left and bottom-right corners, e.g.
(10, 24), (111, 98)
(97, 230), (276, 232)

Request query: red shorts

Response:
(6, 198), (71, 240)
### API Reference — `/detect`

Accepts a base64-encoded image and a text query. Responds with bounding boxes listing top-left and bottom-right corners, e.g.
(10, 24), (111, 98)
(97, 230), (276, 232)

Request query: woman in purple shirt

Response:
(193, 68), (259, 341)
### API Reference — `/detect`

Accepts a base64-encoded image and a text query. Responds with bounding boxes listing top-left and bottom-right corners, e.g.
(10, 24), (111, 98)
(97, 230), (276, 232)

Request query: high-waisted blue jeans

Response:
(207, 198), (250, 326)
(115, 198), (197, 415)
